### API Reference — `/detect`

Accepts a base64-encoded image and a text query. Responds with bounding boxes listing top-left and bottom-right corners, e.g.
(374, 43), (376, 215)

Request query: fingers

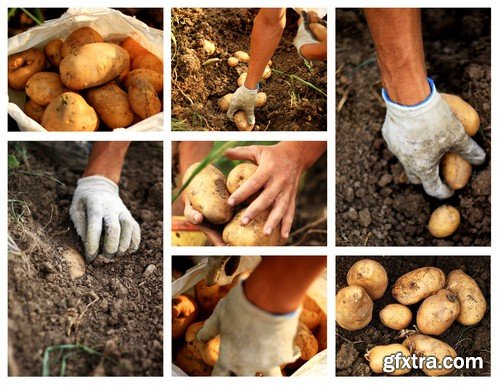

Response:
(130, 221), (141, 252)
(262, 367), (283, 376)
(228, 167), (268, 206)
(402, 165), (422, 184)
(263, 191), (290, 236)
(453, 135), (486, 165)
(184, 199), (203, 225)
(239, 184), (280, 225)
(102, 214), (120, 258)
(224, 145), (259, 162)
(280, 192), (296, 238)
(420, 165), (453, 199)
(85, 209), (103, 261)
(69, 199), (87, 240)
(197, 312), (220, 341)
(244, 108), (255, 126)
(197, 223), (225, 246)
(227, 106), (236, 121)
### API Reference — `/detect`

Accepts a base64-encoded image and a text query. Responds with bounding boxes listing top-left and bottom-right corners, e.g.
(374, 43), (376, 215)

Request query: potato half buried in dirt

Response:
(416, 289), (460, 335)
(392, 266), (446, 305)
(41, 92), (99, 131)
(128, 76), (162, 119)
(87, 83), (134, 128)
(183, 163), (233, 225)
(346, 259), (388, 300)
(365, 344), (411, 376)
(379, 304), (412, 331)
(25, 72), (67, 106)
(222, 207), (281, 246)
(8, 48), (47, 91)
(428, 205), (460, 238)
(336, 285), (373, 331)
(446, 269), (487, 326)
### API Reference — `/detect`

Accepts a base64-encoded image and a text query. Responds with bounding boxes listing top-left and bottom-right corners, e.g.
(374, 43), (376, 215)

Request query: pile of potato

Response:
(183, 162), (283, 246)
(172, 271), (327, 376)
(8, 26), (163, 131)
(336, 259), (487, 376)
(427, 95), (482, 238)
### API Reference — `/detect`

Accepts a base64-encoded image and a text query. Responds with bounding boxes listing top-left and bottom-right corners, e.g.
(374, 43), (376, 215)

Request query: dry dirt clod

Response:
(144, 264), (156, 277)
(62, 248), (85, 279)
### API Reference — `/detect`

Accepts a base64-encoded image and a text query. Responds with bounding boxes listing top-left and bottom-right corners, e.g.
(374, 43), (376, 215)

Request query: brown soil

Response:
(8, 142), (163, 376)
(171, 8), (327, 131)
(336, 256), (491, 376)
(336, 9), (491, 246)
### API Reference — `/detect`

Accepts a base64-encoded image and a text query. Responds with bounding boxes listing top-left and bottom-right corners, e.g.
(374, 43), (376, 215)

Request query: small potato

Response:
(428, 205), (460, 238)
(294, 322), (318, 360)
(336, 285), (373, 331)
(446, 269), (487, 326)
(124, 69), (163, 93)
(255, 92), (267, 107)
(87, 83), (134, 128)
(441, 152), (472, 190)
(42, 92), (99, 132)
(175, 345), (212, 376)
(379, 304), (412, 330)
(172, 294), (199, 339)
(237, 72), (247, 87)
(365, 344), (411, 375)
(120, 36), (151, 62)
(222, 207), (281, 246)
(227, 57), (239, 67)
(8, 48), (47, 91)
(441, 93), (480, 136)
(202, 40), (216, 55)
(128, 76), (162, 119)
(44, 39), (63, 68)
(226, 163), (257, 194)
(268, 59), (272, 67)
(203, 336), (220, 366)
(183, 162), (233, 225)
(300, 308), (320, 331)
(233, 111), (254, 131)
(185, 321), (205, 359)
(403, 333), (457, 376)
(132, 53), (163, 74)
(346, 259), (388, 300)
(194, 280), (223, 313)
(416, 289), (460, 335)
(61, 26), (103, 58)
(234, 50), (250, 62)
(392, 267), (446, 305)
(24, 99), (45, 124)
(25, 72), (67, 106)
(262, 65), (272, 80)
(219, 93), (233, 112)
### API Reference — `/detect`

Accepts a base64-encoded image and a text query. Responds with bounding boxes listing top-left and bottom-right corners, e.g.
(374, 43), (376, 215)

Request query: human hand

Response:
(197, 282), (300, 376)
(227, 85), (258, 126)
(182, 194), (225, 246)
(294, 11), (327, 59)
(382, 79), (485, 199)
(70, 175), (140, 261)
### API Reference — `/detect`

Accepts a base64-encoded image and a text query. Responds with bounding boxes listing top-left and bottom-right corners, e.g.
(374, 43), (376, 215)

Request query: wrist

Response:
(78, 175), (119, 194)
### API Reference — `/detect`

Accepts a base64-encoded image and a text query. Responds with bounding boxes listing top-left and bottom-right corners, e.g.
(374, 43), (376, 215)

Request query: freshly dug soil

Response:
(171, 8), (327, 131)
(336, 256), (490, 376)
(336, 9), (491, 246)
(8, 142), (163, 376)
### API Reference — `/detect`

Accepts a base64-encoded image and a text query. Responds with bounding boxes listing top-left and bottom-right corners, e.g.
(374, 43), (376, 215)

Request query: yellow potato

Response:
(234, 50), (250, 62)
(185, 321), (205, 360)
(128, 76), (162, 119)
(428, 205), (460, 238)
(336, 285), (373, 331)
(379, 304), (412, 331)
(446, 269), (487, 326)
(222, 207), (281, 246)
(202, 40), (216, 55)
(23, 99), (45, 124)
(8, 48), (47, 91)
(346, 259), (388, 300)
(237, 72), (247, 87)
(219, 93), (233, 112)
(25, 72), (67, 106)
(175, 345), (212, 376)
(255, 92), (267, 107)
(294, 322), (318, 360)
(315, 313), (327, 351)
(233, 111), (254, 131)
(441, 93), (480, 136)
(124, 69), (163, 93)
(441, 152), (472, 190)
(392, 267), (446, 305)
(416, 289), (460, 335)
(203, 336), (220, 366)
(300, 308), (320, 331)
(172, 294), (199, 339)
(87, 83), (134, 128)
(226, 163), (257, 195)
(44, 39), (63, 67)
(262, 65), (272, 80)
(227, 57), (239, 67)
(364, 344), (412, 375)
(132, 53), (163, 74)
(61, 26), (103, 58)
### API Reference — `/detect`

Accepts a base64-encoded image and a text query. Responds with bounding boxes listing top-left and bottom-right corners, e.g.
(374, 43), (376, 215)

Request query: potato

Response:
(8, 48), (47, 91)
(203, 336), (220, 366)
(222, 207), (281, 246)
(416, 289), (460, 335)
(346, 259), (388, 300)
(364, 344), (411, 375)
(87, 83), (134, 128)
(120, 36), (150, 62)
(42, 92), (99, 131)
(392, 267), (446, 305)
(132, 53), (163, 74)
(185, 321), (206, 359)
(268, 59), (273, 67)
(227, 57), (239, 67)
(441, 93), (480, 136)
(262, 65), (272, 80)
(234, 111), (254, 131)
(25, 72), (67, 106)
(202, 40), (216, 55)
(237, 72), (247, 87)
(175, 345), (212, 376)
(226, 163), (257, 194)
(315, 313), (327, 351)
(23, 99), (45, 124)
(446, 269), (487, 326)
(300, 309), (320, 331)
(255, 92), (267, 107)
(60, 43), (130, 90)
(428, 205), (460, 238)
(183, 162), (233, 225)
(403, 333), (457, 376)
(61, 27), (103, 58)
(336, 285), (373, 331)
(124, 69), (163, 93)
(194, 279), (228, 313)
(44, 39), (63, 67)
(303, 295), (323, 314)
(128, 76), (162, 119)
(234, 51), (250, 62)
(441, 152), (472, 190)
(379, 304), (412, 330)
(219, 93), (233, 112)
(172, 294), (199, 339)
(294, 322), (318, 360)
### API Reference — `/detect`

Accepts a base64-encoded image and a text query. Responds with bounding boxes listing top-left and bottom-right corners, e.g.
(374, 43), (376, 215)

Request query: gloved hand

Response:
(70, 175), (140, 261)
(382, 78), (485, 199)
(227, 84), (258, 126)
(197, 281), (301, 376)
(294, 11), (327, 58)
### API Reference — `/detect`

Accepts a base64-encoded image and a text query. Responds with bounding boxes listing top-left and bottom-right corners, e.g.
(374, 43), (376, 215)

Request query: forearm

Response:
(178, 141), (214, 176)
(278, 141), (326, 171)
(300, 41), (327, 60)
(364, 8), (430, 105)
(246, 8), (286, 89)
(83, 141), (130, 184)
(244, 256), (326, 313)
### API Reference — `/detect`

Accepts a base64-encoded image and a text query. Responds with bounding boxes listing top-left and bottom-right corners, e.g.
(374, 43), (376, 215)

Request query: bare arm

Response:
(83, 141), (130, 183)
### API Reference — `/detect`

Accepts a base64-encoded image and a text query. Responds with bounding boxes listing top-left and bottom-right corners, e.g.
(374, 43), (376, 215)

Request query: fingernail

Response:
(264, 227), (272, 236)
(241, 216), (249, 225)
(228, 197), (235, 206)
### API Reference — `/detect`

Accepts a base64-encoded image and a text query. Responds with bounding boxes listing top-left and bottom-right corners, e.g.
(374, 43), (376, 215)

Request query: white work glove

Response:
(70, 175), (140, 261)
(293, 11), (326, 58)
(227, 85), (258, 126)
(197, 281), (301, 376)
(382, 78), (485, 199)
